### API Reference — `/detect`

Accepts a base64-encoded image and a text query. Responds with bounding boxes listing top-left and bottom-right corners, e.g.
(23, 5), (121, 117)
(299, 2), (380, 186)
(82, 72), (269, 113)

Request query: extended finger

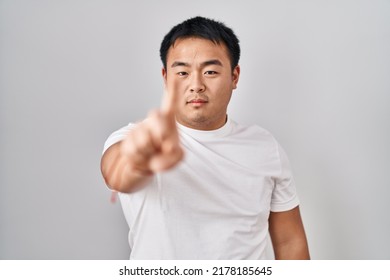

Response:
(147, 109), (179, 143)
(161, 82), (179, 115)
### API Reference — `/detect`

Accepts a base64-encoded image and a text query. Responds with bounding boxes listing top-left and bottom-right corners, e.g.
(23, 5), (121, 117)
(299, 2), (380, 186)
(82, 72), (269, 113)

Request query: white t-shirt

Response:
(103, 118), (299, 259)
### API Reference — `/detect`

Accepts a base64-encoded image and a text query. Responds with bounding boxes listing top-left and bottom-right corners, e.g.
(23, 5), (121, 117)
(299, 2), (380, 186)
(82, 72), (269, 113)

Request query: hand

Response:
(120, 85), (184, 175)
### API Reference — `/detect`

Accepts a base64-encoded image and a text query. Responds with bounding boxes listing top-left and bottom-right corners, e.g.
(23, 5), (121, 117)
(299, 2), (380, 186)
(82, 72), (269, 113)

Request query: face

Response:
(162, 37), (240, 130)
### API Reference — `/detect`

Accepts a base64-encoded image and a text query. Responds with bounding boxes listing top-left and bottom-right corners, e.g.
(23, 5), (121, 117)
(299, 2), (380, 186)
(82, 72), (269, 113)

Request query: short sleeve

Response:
(102, 123), (135, 154)
(270, 143), (300, 212)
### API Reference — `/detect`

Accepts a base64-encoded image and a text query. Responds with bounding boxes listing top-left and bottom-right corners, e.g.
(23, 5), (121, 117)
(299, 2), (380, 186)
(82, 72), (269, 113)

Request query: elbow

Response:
(100, 155), (122, 192)
(273, 237), (310, 260)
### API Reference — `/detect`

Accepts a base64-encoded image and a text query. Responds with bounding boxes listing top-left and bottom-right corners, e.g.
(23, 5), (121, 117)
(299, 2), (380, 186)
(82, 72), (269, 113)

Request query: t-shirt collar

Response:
(176, 116), (232, 140)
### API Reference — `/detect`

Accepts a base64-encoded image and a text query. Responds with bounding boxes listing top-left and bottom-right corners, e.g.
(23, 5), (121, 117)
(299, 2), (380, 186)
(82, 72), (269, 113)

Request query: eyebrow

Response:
(170, 59), (223, 68)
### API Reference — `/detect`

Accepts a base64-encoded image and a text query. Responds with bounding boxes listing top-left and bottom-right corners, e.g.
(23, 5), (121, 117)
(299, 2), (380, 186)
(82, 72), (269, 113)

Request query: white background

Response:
(1, 0), (389, 259)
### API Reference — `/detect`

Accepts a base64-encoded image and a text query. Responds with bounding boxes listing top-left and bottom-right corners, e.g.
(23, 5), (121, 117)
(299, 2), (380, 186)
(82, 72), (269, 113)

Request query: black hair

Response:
(159, 16), (240, 71)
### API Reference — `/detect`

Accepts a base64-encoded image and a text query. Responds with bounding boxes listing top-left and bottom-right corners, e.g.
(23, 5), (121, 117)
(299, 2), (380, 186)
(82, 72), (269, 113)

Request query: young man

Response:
(101, 16), (310, 260)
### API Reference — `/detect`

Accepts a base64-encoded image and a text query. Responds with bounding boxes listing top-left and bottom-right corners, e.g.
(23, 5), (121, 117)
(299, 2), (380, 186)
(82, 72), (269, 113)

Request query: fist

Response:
(120, 87), (184, 175)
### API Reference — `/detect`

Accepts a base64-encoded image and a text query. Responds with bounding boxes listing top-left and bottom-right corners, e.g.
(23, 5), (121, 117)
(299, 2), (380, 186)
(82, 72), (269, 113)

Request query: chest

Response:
(157, 138), (280, 220)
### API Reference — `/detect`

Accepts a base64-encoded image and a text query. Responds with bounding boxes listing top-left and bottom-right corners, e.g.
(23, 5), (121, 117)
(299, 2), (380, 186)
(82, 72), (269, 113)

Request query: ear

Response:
(232, 65), (240, 89)
(162, 68), (167, 86)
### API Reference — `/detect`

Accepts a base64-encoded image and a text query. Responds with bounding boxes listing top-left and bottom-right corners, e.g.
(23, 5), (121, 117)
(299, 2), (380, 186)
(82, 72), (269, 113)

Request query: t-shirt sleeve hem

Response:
(102, 123), (135, 154)
(102, 134), (126, 154)
(270, 195), (300, 212)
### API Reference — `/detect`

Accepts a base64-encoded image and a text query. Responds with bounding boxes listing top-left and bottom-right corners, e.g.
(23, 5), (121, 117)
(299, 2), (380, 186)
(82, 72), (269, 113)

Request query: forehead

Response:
(167, 37), (230, 65)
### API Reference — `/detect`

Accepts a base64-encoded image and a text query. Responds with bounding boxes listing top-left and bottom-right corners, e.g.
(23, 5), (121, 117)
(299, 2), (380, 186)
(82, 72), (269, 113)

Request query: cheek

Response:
(166, 76), (186, 93)
(209, 79), (233, 95)
(175, 82), (187, 96)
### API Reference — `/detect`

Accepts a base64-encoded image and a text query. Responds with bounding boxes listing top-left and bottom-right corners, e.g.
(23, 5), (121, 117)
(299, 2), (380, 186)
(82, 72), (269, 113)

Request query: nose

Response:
(189, 73), (205, 93)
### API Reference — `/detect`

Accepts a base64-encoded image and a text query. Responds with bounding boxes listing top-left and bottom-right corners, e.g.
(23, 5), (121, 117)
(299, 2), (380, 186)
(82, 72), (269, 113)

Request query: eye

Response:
(177, 72), (188, 77)
(204, 70), (218, 75)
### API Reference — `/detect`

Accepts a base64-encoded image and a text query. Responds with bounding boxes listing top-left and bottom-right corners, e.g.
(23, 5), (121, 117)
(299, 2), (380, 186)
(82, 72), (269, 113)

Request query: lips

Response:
(188, 99), (208, 104)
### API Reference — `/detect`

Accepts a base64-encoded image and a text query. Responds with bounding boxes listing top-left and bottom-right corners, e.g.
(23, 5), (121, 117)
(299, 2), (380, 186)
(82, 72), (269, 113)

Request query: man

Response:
(101, 16), (310, 259)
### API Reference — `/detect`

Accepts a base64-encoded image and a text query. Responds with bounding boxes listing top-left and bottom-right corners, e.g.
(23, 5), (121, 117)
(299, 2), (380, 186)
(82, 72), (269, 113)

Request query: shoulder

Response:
(230, 119), (278, 146)
(230, 120), (288, 168)
(102, 122), (136, 154)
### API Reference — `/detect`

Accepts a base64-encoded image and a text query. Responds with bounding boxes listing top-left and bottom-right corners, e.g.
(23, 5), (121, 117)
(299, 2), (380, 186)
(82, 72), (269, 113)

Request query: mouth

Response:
(186, 99), (208, 105)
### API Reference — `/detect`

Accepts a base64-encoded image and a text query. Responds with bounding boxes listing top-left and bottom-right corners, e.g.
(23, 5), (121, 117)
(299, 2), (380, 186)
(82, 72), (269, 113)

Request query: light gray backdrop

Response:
(1, 0), (389, 259)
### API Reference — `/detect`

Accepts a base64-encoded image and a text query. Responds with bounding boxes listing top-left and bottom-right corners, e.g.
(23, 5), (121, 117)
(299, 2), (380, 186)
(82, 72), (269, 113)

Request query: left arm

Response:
(268, 206), (310, 260)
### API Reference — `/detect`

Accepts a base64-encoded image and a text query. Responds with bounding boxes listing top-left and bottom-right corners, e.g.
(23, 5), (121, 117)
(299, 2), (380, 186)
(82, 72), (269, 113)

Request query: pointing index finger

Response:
(161, 83), (179, 115)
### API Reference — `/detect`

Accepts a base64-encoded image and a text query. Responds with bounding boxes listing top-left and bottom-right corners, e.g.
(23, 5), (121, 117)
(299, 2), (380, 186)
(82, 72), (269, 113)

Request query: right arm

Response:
(100, 141), (153, 193)
(100, 87), (183, 193)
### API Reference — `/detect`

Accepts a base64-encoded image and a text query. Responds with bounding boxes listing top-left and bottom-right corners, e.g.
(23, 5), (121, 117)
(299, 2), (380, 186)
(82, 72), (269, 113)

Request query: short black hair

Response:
(160, 16), (240, 71)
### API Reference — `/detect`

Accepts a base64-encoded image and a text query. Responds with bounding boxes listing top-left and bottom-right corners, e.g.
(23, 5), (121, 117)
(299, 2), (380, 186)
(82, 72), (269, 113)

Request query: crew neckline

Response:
(176, 116), (233, 140)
